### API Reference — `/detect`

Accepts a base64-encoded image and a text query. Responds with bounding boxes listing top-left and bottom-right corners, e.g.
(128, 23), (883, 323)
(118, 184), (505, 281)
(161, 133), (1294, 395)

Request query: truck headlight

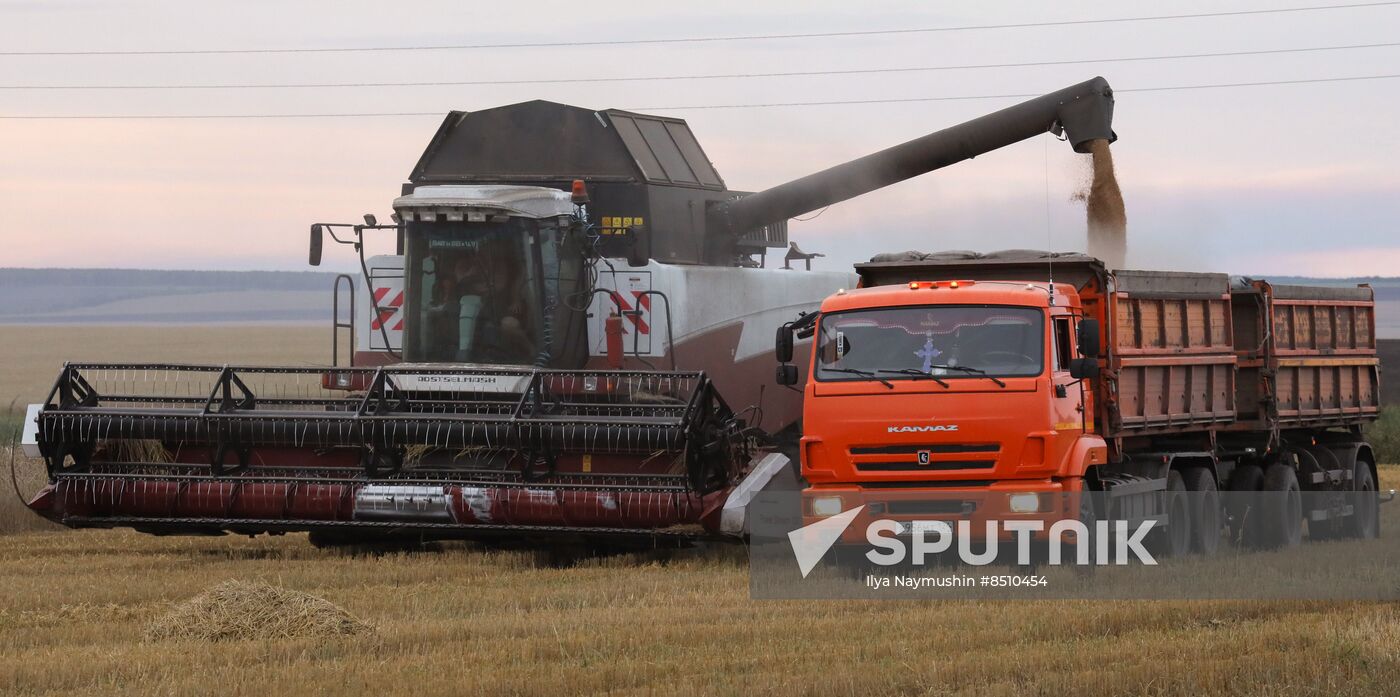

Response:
(810, 496), (845, 518)
(1009, 493), (1042, 513)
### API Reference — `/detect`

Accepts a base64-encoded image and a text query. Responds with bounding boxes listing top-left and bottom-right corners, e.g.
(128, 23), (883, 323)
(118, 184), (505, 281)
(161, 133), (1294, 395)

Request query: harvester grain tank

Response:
(24, 79), (1118, 545)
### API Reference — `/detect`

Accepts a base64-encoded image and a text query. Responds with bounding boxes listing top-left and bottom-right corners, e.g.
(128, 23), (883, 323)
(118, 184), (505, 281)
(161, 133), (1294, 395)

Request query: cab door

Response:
(1050, 315), (1088, 434)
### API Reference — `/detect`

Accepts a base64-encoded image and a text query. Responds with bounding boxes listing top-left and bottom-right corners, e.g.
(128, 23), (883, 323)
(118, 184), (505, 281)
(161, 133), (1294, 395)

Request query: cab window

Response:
(1053, 317), (1074, 372)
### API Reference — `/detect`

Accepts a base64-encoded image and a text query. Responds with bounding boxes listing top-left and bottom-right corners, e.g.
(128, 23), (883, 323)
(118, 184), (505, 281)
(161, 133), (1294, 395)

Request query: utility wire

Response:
(3, 41), (1396, 90)
(3, 73), (1398, 119)
(2, 2), (1396, 56)
(642, 73), (1400, 110)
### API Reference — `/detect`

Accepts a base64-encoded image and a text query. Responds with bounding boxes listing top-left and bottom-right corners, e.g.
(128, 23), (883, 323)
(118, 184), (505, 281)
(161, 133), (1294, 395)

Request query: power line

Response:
(3, 41), (1396, 90)
(641, 74), (1400, 110)
(2, 73), (1398, 119)
(3, 2), (1397, 57)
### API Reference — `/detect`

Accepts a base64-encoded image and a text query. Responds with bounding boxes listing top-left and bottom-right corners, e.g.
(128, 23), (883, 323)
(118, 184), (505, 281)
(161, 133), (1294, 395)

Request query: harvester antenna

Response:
(1044, 132), (1055, 306)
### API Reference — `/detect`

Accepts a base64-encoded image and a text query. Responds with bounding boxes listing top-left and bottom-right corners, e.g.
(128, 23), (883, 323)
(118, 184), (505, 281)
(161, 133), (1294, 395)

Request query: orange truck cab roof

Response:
(821, 279), (1083, 314)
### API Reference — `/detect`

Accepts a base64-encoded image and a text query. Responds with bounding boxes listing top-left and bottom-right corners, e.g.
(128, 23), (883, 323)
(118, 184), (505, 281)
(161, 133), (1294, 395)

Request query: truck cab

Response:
(790, 278), (1108, 540)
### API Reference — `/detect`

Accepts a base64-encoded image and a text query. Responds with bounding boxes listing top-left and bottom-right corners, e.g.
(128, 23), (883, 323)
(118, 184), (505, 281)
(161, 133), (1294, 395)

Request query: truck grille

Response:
(850, 443), (999, 455)
(850, 443), (999, 472)
(855, 460), (996, 472)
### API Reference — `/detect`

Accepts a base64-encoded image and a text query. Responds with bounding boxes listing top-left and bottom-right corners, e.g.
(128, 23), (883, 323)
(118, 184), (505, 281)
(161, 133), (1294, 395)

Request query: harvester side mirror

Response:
(308, 224), (324, 266)
(776, 364), (799, 386)
(1076, 319), (1101, 359)
(775, 324), (795, 363)
(626, 225), (651, 268)
(1068, 358), (1100, 380)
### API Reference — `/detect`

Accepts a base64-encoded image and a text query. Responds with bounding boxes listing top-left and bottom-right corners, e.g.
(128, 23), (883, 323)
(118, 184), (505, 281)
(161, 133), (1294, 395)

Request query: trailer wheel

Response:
(1183, 466), (1221, 555)
(1149, 470), (1192, 558)
(1226, 464), (1265, 548)
(1261, 463), (1303, 549)
(1346, 460), (1380, 539)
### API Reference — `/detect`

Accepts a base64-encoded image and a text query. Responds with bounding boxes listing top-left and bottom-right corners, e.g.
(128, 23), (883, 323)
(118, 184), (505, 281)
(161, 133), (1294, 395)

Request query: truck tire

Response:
(1226, 464), (1265, 548)
(1346, 460), (1380, 539)
(1183, 466), (1221, 555)
(1260, 463), (1303, 549)
(1069, 484), (1099, 575)
(1149, 470), (1192, 558)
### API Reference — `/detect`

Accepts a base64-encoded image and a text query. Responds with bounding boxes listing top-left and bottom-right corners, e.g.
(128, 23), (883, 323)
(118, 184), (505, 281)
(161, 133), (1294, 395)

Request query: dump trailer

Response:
(25, 80), (1118, 545)
(779, 251), (1382, 553)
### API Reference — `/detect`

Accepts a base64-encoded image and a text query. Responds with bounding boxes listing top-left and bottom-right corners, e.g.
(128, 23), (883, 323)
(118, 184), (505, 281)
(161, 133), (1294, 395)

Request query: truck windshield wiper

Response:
(823, 368), (893, 389)
(927, 364), (1007, 388)
(876, 368), (949, 388)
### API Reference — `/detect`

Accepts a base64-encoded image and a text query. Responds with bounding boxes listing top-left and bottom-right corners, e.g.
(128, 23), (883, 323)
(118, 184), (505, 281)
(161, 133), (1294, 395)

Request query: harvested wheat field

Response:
(1, 465), (1398, 696)
(3, 325), (1399, 696)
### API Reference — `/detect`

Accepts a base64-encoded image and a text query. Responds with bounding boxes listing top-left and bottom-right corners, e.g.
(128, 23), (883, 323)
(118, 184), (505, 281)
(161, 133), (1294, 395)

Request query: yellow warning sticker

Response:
(599, 215), (645, 236)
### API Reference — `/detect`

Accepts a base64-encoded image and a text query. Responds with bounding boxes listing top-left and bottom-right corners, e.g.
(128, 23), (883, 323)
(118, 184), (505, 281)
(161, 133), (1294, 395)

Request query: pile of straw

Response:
(144, 580), (371, 641)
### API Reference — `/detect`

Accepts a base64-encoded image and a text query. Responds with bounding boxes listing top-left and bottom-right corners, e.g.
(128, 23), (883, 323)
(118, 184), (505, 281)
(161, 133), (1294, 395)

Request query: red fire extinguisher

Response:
(604, 312), (625, 369)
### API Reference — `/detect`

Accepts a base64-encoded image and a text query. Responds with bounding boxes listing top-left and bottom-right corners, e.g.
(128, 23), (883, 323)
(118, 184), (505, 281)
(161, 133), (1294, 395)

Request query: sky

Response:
(1, 0), (1397, 276)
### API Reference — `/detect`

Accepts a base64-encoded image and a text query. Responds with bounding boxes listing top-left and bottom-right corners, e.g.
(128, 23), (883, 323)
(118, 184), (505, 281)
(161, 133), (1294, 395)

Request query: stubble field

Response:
(2, 324), (1398, 696)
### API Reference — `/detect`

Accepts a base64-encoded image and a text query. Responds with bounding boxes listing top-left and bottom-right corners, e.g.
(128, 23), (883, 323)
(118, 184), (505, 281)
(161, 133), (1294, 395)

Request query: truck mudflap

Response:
(28, 363), (750, 539)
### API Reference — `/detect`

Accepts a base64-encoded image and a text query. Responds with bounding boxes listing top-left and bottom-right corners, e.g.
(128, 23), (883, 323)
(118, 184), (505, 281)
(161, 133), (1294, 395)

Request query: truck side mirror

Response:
(1076, 318), (1100, 358)
(626, 225), (651, 268)
(309, 224), (324, 266)
(776, 364), (799, 386)
(775, 325), (795, 363)
(1068, 357), (1100, 380)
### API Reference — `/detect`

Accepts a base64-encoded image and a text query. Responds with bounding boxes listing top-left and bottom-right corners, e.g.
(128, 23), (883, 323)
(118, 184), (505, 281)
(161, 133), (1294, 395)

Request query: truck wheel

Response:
(1150, 470), (1192, 558)
(1261, 463), (1303, 549)
(1226, 464), (1265, 548)
(1183, 466), (1221, 555)
(1346, 461), (1380, 539)
(1069, 484), (1098, 575)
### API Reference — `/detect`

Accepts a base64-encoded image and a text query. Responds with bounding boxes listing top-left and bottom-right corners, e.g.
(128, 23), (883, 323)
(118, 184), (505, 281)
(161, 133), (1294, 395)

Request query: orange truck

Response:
(774, 250), (1383, 555)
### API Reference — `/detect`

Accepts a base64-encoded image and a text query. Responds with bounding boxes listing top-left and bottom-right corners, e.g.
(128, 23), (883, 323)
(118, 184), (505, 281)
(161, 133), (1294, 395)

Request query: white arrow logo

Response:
(787, 505), (865, 578)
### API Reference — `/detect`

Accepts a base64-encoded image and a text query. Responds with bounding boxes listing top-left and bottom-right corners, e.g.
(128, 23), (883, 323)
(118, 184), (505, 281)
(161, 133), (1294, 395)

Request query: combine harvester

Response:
(23, 78), (1118, 548)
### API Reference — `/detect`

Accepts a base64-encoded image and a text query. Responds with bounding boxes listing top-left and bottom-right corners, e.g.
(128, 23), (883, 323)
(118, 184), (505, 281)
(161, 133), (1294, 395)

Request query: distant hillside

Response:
(0, 268), (1395, 336)
(0, 268), (345, 324)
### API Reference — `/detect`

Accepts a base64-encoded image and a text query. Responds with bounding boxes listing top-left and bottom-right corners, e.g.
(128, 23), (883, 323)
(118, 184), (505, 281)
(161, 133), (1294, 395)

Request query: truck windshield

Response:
(815, 305), (1044, 382)
(402, 219), (577, 366)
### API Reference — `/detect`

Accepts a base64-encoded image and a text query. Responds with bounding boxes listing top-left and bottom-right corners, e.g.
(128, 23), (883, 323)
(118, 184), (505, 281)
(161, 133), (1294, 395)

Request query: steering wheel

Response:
(980, 351), (1037, 366)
